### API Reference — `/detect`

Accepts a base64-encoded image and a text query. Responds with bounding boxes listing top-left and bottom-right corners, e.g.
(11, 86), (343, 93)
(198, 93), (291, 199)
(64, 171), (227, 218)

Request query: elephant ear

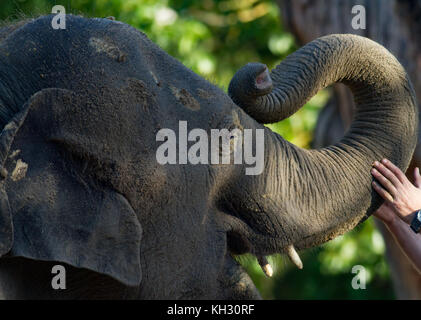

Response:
(3, 88), (142, 286)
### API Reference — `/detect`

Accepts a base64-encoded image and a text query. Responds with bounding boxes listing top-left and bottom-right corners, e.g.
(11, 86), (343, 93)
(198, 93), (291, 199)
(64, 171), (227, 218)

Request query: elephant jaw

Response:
(220, 211), (304, 275)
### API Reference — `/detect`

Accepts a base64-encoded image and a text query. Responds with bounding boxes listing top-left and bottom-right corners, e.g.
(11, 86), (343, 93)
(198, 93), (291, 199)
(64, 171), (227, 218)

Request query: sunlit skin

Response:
(371, 158), (421, 273)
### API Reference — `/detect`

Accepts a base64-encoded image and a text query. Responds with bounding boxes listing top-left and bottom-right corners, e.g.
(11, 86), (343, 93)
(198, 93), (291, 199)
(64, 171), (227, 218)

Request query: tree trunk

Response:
(277, 0), (421, 299)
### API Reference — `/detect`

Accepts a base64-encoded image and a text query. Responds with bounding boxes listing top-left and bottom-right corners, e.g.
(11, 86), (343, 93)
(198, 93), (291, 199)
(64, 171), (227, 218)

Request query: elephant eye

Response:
(215, 112), (244, 161)
(229, 131), (241, 153)
(228, 133), (237, 151)
(218, 126), (243, 159)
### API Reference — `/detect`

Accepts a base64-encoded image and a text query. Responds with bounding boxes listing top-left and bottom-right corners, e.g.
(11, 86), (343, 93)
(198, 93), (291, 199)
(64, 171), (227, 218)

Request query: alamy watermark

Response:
(51, 5), (66, 29)
(351, 5), (366, 30)
(51, 265), (66, 290)
(351, 265), (366, 290)
(156, 121), (265, 175)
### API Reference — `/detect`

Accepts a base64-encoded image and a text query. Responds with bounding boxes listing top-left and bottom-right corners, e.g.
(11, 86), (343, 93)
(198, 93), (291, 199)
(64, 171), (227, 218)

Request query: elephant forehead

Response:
(1, 15), (238, 120)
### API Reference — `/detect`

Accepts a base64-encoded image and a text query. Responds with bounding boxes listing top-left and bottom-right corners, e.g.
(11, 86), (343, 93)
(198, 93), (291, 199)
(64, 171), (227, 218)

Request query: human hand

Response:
(371, 159), (421, 224)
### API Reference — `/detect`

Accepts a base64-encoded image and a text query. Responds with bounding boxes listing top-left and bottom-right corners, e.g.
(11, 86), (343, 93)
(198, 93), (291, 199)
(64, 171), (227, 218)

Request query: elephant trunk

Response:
(227, 34), (418, 256)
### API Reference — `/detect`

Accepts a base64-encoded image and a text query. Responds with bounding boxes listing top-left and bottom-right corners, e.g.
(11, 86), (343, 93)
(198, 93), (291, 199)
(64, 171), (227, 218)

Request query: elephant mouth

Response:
(220, 209), (304, 275)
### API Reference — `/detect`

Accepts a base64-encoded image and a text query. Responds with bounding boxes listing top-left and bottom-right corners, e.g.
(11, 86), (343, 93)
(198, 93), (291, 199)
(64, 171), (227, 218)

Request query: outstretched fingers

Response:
(372, 159), (421, 222)
(414, 167), (421, 188)
(380, 158), (408, 185)
(372, 180), (394, 202)
(373, 160), (401, 187)
(371, 165), (397, 198)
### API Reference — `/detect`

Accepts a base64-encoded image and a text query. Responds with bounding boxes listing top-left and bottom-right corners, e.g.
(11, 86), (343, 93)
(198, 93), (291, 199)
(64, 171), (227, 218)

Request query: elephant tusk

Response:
(257, 256), (273, 277)
(285, 245), (303, 269)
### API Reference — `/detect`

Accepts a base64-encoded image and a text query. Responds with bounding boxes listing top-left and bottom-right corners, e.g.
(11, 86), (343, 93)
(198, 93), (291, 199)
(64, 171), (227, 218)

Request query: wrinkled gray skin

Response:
(0, 15), (417, 299)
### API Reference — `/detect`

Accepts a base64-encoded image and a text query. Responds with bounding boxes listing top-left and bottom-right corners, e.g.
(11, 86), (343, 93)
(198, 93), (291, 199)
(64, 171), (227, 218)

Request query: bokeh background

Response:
(0, 0), (400, 299)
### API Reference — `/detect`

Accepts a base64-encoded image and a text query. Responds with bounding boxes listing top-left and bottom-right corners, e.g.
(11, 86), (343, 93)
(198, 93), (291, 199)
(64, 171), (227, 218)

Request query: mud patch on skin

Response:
(9, 149), (20, 159)
(3, 121), (17, 131)
(126, 78), (157, 111)
(170, 86), (200, 111)
(89, 37), (126, 62)
(197, 88), (214, 99)
(11, 159), (28, 182)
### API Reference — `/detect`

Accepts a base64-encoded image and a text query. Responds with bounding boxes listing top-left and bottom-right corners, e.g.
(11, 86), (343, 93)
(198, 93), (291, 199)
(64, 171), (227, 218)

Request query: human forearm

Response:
(386, 217), (421, 274)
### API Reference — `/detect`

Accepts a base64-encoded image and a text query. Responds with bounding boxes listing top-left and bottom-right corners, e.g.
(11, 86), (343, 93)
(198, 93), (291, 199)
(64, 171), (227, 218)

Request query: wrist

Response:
(385, 215), (399, 228)
(385, 215), (404, 232)
(403, 211), (417, 225)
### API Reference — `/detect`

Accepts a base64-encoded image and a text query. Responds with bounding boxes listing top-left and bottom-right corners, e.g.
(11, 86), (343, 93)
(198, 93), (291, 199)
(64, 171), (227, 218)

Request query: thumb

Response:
(414, 167), (421, 188)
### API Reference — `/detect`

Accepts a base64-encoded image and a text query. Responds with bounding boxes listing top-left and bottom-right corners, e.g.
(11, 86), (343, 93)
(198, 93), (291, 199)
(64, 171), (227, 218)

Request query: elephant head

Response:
(0, 15), (416, 299)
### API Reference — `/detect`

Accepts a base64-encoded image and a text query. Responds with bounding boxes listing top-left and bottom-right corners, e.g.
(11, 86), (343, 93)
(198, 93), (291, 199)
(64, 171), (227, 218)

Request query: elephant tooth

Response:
(285, 245), (303, 269)
(257, 256), (273, 277)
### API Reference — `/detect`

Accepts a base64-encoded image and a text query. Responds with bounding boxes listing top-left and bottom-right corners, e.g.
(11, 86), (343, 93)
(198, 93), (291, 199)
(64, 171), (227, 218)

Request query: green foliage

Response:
(0, 0), (394, 299)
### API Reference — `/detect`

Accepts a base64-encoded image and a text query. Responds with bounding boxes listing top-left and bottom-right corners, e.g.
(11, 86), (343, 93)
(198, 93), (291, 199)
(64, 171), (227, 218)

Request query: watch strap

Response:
(410, 210), (421, 233)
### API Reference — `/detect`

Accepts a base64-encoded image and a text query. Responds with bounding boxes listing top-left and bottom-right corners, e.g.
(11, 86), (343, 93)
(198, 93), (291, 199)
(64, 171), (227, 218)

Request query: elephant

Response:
(0, 14), (417, 299)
